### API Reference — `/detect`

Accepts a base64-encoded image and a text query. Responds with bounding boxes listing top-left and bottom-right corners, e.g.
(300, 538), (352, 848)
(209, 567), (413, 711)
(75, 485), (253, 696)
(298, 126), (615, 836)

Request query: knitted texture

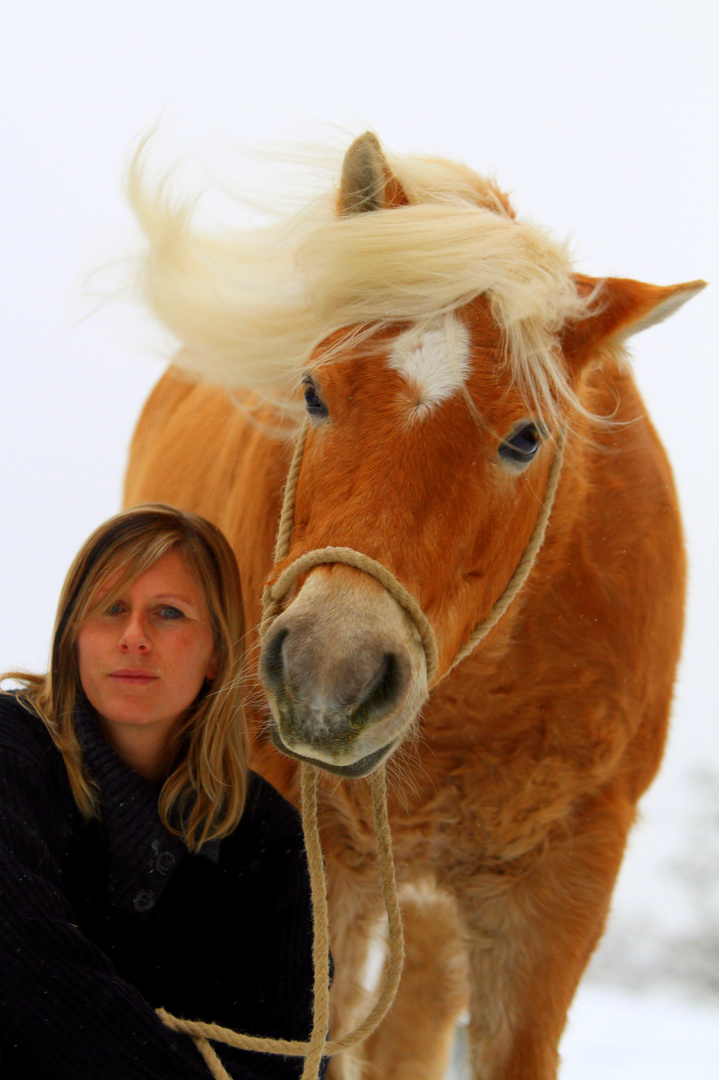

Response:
(0, 695), (318, 1080)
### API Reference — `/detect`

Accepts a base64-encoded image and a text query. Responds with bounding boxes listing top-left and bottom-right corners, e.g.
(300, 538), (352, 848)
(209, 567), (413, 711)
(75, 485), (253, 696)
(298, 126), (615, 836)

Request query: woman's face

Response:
(77, 548), (218, 744)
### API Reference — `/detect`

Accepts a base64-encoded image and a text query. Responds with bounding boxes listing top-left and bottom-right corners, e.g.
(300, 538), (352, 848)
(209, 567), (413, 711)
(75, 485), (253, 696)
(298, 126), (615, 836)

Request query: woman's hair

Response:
(5, 504), (248, 851)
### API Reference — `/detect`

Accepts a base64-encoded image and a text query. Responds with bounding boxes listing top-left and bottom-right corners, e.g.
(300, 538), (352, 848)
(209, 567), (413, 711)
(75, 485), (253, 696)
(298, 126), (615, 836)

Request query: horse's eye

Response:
(499, 423), (542, 468)
(302, 377), (328, 418)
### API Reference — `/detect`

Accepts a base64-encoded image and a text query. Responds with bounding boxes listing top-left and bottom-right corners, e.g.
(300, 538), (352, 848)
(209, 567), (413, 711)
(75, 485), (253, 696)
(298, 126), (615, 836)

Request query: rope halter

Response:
(263, 420), (567, 686)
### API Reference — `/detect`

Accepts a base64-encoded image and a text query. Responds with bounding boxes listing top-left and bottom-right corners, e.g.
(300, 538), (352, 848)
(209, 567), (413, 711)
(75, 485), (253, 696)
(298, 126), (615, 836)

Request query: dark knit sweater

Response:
(0, 692), (325, 1080)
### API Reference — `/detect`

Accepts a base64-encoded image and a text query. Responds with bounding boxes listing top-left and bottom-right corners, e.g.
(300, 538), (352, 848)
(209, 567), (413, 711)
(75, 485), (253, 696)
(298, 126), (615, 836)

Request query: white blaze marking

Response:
(387, 315), (472, 409)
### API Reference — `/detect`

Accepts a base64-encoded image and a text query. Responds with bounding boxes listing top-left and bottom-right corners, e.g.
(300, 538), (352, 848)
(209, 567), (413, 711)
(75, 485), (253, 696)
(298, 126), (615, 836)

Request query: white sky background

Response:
(1, 0), (717, 1071)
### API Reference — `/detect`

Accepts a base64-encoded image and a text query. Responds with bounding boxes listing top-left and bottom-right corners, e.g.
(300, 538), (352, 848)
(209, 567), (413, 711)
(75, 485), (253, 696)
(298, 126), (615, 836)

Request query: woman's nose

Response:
(119, 613), (151, 652)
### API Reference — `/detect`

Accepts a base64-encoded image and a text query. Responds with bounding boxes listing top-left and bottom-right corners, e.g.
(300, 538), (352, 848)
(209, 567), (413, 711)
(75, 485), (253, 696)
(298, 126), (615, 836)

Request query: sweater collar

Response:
(74, 702), (219, 919)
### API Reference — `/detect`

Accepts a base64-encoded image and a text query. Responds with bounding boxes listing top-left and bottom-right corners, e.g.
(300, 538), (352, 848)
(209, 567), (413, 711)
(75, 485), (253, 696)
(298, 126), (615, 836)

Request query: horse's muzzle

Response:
(258, 565), (428, 770)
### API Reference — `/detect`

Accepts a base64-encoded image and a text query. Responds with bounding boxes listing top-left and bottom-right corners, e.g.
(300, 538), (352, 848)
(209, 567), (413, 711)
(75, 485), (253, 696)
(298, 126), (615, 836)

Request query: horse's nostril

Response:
(261, 627), (289, 690)
(354, 652), (401, 720)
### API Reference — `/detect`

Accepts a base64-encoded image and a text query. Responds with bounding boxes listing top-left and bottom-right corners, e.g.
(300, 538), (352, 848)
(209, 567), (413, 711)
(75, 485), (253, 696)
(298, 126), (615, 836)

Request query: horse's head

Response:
(254, 136), (705, 777)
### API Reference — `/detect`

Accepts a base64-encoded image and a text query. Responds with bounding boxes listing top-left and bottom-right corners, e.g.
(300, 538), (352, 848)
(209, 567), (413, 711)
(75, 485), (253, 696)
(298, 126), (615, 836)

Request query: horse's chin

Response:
(269, 727), (397, 777)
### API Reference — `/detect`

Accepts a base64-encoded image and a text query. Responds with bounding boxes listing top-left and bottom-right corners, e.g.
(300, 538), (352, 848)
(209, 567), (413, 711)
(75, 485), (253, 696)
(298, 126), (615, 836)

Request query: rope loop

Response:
(261, 547), (439, 684)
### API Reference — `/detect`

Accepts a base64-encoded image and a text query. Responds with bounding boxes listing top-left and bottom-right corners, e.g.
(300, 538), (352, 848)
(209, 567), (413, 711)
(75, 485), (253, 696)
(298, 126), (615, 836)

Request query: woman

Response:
(0, 504), (322, 1080)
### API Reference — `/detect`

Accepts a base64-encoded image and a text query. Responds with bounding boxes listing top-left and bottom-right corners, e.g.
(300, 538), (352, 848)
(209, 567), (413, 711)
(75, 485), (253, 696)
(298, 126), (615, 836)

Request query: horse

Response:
(123, 132), (705, 1079)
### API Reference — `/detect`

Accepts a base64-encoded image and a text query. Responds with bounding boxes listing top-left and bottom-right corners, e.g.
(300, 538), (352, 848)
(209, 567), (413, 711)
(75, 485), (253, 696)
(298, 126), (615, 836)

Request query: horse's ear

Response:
(338, 132), (410, 215)
(563, 274), (707, 369)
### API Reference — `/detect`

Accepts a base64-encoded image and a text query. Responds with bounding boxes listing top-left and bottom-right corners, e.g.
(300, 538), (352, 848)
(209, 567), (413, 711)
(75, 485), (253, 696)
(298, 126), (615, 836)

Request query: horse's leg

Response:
(362, 885), (469, 1080)
(326, 871), (385, 1080)
(459, 789), (633, 1080)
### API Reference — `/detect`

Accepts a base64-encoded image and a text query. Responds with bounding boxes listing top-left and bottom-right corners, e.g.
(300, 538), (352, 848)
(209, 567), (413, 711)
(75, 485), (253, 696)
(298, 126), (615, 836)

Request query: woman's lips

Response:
(109, 670), (159, 684)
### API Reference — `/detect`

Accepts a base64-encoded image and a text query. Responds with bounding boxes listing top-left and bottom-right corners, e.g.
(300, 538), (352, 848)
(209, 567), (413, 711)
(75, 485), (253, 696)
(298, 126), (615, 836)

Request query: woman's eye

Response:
(499, 423), (542, 468)
(105, 601), (124, 616)
(158, 606), (184, 620)
(302, 377), (328, 418)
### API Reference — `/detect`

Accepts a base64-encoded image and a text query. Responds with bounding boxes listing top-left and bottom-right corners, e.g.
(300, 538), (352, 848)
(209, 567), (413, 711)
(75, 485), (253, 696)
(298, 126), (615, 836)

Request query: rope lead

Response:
(157, 420), (566, 1078)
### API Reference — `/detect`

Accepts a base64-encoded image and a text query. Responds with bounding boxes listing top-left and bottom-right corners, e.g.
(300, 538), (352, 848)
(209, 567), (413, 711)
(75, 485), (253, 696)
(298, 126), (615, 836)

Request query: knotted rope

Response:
(157, 418), (566, 1077)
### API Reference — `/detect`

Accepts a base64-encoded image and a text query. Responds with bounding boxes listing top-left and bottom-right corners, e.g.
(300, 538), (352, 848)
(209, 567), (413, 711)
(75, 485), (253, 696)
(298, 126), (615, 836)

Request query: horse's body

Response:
(124, 134), (703, 1079)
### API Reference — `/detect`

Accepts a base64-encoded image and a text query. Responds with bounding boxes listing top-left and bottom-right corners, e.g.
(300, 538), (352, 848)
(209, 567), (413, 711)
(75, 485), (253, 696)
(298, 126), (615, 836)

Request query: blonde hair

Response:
(128, 135), (596, 421)
(5, 504), (248, 851)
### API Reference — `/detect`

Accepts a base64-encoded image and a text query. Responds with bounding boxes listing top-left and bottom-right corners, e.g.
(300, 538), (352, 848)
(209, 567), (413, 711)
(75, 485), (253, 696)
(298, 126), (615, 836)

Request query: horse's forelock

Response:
(130, 140), (594, 422)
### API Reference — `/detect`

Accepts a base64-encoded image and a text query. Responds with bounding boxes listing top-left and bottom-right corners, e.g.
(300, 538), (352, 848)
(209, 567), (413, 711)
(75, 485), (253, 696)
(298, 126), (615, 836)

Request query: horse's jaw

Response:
(259, 564), (428, 772)
(267, 727), (400, 778)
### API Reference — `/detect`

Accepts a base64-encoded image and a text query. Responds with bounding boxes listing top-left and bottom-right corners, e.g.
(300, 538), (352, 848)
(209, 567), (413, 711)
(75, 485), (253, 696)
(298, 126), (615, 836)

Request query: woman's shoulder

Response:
(223, 770), (304, 861)
(0, 692), (73, 839)
(220, 771), (310, 908)
(0, 690), (55, 760)
(0, 691), (68, 805)
(244, 770), (303, 835)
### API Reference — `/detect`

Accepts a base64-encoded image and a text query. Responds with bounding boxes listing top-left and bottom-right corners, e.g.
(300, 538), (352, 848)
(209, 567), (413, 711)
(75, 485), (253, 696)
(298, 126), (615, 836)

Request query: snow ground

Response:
(446, 984), (719, 1079)
(560, 984), (719, 1080)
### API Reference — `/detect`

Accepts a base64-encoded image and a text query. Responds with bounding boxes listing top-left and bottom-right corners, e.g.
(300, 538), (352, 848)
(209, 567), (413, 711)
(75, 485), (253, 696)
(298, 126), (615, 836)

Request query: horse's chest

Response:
(316, 762), (567, 890)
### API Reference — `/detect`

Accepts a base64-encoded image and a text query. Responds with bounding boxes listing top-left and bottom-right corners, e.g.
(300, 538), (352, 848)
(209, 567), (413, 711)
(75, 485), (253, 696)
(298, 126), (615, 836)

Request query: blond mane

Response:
(129, 138), (595, 416)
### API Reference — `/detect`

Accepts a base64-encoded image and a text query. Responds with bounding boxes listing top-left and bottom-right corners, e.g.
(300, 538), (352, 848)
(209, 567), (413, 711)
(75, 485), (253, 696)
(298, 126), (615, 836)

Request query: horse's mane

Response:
(128, 139), (596, 416)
